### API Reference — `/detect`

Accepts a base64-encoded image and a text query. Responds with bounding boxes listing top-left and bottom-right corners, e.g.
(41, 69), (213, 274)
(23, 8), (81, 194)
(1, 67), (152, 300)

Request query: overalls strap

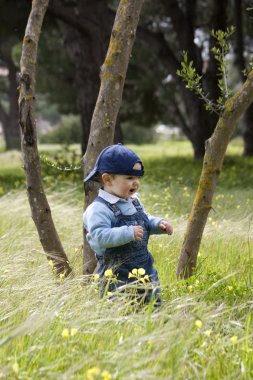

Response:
(94, 196), (122, 217)
(131, 198), (143, 211)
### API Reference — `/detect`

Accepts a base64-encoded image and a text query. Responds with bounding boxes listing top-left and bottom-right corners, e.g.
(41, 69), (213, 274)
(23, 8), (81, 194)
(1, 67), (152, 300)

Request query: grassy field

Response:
(0, 139), (253, 379)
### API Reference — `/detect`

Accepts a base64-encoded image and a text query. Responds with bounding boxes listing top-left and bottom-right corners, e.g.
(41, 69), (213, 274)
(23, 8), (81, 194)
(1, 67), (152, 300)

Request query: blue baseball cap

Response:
(83, 144), (144, 182)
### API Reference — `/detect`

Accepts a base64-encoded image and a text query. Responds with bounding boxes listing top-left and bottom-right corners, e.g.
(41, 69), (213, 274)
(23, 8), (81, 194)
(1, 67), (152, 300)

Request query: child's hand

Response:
(133, 225), (144, 240)
(159, 220), (173, 235)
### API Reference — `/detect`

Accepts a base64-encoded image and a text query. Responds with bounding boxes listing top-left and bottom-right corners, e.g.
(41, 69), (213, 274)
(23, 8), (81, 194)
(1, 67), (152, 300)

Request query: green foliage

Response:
(120, 30), (180, 128)
(211, 27), (235, 101)
(177, 27), (236, 114)
(39, 115), (82, 145)
(40, 147), (82, 187)
(36, 24), (78, 114)
(121, 123), (156, 144)
(36, 94), (61, 125)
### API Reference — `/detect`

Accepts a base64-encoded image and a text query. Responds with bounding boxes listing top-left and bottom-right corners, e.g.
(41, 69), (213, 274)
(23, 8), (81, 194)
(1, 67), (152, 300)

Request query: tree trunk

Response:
(177, 70), (253, 278)
(181, 88), (215, 159)
(234, 0), (253, 156)
(82, 0), (144, 274)
(0, 48), (20, 150)
(19, 0), (72, 277)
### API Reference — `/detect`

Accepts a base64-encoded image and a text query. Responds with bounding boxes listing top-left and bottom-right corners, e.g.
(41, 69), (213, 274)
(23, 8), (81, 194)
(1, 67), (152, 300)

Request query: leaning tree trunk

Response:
(81, 0), (144, 274)
(18, 0), (72, 276)
(177, 70), (253, 278)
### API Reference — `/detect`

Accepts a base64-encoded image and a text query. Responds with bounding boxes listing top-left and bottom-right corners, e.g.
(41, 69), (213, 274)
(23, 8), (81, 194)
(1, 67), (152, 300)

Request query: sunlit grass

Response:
(0, 139), (253, 379)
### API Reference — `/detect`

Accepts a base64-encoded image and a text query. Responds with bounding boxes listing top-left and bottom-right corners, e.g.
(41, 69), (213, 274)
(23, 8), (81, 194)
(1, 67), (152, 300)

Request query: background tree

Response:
(47, 0), (124, 155)
(234, 0), (253, 155)
(0, 41), (20, 150)
(0, 1), (30, 150)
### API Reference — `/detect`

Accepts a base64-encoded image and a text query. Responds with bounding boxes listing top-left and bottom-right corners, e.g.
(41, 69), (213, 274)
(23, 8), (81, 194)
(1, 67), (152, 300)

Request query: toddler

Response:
(83, 144), (173, 303)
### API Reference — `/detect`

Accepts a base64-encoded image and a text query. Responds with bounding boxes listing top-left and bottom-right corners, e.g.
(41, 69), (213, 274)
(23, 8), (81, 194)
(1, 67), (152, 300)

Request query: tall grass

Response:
(0, 139), (253, 379)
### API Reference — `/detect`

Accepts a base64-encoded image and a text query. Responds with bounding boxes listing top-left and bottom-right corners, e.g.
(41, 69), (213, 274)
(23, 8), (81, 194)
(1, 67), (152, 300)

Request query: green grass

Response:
(0, 139), (253, 379)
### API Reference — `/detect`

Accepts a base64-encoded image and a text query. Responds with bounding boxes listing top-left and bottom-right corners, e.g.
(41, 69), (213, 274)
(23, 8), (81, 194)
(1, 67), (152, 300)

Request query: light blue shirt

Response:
(83, 189), (164, 257)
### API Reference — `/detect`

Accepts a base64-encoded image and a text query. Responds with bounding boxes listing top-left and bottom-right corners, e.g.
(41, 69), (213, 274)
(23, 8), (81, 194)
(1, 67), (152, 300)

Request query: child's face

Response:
(103, 162), (142, 199)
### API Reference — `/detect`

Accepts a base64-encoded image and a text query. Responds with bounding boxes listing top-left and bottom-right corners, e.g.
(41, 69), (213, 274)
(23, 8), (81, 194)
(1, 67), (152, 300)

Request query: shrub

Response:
(121, 122), (156, 144)
(39, 115), (81, 144)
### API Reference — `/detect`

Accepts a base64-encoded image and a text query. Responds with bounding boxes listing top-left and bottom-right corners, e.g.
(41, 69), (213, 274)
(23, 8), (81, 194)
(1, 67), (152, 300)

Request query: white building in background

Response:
(0, 67), (9, 77)
(155, 123), (184, 140)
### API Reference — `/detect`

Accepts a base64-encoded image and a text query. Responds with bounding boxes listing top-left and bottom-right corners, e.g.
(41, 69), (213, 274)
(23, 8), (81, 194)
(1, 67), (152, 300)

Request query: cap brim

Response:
(83, 168), (98, 182)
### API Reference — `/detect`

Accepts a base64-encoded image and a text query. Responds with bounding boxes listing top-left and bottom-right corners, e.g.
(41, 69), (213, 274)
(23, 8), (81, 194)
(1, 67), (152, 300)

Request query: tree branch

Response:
(48, 0), (112, 37)
(137, 27), (180, 76)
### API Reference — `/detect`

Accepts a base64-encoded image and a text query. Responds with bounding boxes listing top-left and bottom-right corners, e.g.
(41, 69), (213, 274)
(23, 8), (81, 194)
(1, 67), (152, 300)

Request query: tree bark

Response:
(81, 0), (144, 274)
(18, 0), (72, 276)
(177, 69), (253, 278)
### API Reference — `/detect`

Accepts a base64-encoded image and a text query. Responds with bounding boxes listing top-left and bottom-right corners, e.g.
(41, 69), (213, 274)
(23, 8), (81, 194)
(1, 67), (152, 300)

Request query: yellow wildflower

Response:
(128, 272), (136, 278)
(137, 268), (146, 276)
(132, 268), (138, 275)
(86, 366), (100, 380)
(104, 269), (113, 277)
(230, 335), (238, 344)
(61, 328), (70, 338)
(195, 320), (203, 329)
(59, 273), (65, 283)
(12, 362), (19, 374)
(94, 274), (100, 281)
(101, 370), (112, 380)
(48, 260), (53, 268)
(70, 328), (78, 336)
(204, 330), (212, 337)
(227, 286), (233, 291)
(143, 274), (150, 282)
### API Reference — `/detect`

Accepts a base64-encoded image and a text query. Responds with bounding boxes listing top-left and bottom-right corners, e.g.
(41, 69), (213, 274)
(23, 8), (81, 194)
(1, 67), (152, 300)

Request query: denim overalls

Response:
(94, 196), (161, 302)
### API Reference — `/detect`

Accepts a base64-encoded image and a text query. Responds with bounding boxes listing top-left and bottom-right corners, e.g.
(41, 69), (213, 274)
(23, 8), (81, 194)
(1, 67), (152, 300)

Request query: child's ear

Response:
(101, 173), (111, 185)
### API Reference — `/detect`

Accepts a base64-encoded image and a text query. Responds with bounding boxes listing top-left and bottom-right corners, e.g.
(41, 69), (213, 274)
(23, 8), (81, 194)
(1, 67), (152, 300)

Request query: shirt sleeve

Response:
(83, 202), (135, 255)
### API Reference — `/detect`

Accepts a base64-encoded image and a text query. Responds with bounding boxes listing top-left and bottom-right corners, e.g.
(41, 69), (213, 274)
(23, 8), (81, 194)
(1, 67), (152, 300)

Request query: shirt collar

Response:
(98, 189), (137, 204)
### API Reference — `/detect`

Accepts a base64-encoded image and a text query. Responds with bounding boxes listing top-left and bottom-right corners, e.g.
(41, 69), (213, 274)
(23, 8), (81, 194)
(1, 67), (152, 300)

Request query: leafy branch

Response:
(40, 153), (81, 171)
(177, 26), (235, 115)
